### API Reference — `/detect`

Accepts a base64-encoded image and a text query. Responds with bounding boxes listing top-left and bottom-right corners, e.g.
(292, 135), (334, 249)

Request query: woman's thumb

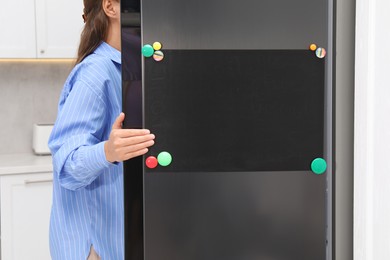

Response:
(112, 112), (125, 129)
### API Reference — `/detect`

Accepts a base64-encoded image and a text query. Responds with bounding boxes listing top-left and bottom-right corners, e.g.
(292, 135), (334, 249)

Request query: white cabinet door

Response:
(0, 0), (36, 58)
(35, 0), (84, 58)
(0, 0), (84, 58)
(1, 172), (53, 260)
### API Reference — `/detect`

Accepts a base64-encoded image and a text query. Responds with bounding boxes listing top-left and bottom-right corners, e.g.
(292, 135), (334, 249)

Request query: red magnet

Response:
(145, 156), (158, 169)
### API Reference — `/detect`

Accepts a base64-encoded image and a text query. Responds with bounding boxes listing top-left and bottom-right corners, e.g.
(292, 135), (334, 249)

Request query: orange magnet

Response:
(309, 43), (317, 51)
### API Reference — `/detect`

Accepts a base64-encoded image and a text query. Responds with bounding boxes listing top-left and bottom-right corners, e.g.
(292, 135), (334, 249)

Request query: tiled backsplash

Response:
(0, 61), (73, 154)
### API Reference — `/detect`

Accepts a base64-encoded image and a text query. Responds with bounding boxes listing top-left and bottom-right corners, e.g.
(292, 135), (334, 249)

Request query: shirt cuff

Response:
(81, 141), (115, 177)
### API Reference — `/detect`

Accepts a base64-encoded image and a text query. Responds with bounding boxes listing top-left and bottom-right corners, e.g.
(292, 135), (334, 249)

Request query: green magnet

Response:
(157, 151), (172, 167)
(311, 158), (327, 175)
(142, 44), (154, 58)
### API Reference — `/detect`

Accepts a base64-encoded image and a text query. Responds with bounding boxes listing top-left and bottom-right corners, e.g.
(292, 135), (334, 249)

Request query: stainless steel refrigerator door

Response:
(121, 0), (334, 259)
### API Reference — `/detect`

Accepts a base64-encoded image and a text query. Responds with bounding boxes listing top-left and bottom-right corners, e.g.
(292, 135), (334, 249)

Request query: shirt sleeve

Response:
(49, 80), (115, 190)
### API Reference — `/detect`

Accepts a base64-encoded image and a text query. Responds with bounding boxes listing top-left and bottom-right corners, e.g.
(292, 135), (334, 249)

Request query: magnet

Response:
(157, 151), (172, 167)
(145, 156), (158, 169)
(142, 44), (154, 58)
(309, 43), (317, 51)
(153, 50), (164, 62)
(153, 42), (162, 51)
(311, 158), (327, 175)
(315, 47), (326, 58)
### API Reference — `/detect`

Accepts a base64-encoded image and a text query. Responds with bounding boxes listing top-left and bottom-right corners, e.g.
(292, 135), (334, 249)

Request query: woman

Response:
(48, 0), (155, 259)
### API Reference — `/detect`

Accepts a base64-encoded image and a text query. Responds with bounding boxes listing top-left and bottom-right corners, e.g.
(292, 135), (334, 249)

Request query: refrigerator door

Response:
(121, 0), (333, 259)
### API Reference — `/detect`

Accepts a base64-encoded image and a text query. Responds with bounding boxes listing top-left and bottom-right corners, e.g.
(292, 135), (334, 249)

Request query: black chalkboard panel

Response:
(144, 50), (325, 172)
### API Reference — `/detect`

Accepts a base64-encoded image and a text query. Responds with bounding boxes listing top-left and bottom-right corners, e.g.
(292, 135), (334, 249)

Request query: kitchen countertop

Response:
(0, 153), (52, 175)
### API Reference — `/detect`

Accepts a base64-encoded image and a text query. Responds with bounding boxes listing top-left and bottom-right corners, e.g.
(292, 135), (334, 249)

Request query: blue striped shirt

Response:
(48, 42), (123, 259)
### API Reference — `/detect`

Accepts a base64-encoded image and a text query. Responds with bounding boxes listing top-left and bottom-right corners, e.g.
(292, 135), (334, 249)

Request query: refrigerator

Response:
(121, 0), (334, 259)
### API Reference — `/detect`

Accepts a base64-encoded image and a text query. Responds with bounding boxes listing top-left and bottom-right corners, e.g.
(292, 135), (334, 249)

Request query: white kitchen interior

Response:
(2, 0), (389, 259)
(0, 0), (83, 259)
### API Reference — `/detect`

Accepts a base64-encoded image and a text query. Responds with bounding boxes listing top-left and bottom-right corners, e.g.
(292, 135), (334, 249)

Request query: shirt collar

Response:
(94, 41), (121, 65)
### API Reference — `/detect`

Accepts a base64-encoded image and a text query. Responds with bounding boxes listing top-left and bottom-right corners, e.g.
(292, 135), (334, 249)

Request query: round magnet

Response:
(153, 50), (164, 62)
(311, 158), (327, 175)
(309, 43), (317, 51)
(157, 151), (172, 167)
(153, 42), (162, 51)
(142, 44), (154, 58)
(315, 47), (326, 58)
(145, 156), (158, 169)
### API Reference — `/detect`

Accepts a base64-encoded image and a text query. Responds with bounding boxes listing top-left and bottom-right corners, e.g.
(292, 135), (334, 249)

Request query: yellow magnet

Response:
(153, 42), (162, 51)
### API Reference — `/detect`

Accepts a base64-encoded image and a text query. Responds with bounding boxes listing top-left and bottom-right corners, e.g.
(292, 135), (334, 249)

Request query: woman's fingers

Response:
(105, 127), (155, 162)
(122, 148), (151, 161)
(111, 143), (153, 162)
(113, 133), (155, 147)
(115, 139), (155, 154)
(111, 128), (151, 138)
(125, 148), (150, 160)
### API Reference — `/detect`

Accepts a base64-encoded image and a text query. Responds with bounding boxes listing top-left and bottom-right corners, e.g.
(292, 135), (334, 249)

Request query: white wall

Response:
(0, 61), (71, 154)
(355, 0), (390, 259)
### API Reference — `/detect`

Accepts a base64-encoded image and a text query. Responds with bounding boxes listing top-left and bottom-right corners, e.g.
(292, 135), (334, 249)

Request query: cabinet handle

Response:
(24, 179), (53, 185)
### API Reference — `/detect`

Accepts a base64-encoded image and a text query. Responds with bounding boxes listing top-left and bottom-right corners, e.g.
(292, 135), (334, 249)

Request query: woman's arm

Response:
(49, 81), (154, 190)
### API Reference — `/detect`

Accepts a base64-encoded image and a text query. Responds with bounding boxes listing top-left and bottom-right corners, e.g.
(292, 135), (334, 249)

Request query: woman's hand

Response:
(104, 113), (155, 163)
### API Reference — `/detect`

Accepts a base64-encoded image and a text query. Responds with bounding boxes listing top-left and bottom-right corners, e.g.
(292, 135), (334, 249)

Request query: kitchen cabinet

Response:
(0, 0), (84, 58)
(0, 154), (53, 260)
(0, 0), (36, 58)
(0, 172), (53, 260)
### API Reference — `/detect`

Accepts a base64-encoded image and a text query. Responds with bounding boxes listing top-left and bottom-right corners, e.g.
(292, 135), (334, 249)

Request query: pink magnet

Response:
(153, 50), (164, 62)
(315, 47), (326, 58)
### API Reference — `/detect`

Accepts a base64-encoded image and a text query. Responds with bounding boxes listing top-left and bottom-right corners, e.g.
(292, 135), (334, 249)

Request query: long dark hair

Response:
(75, 0), (110, 64)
